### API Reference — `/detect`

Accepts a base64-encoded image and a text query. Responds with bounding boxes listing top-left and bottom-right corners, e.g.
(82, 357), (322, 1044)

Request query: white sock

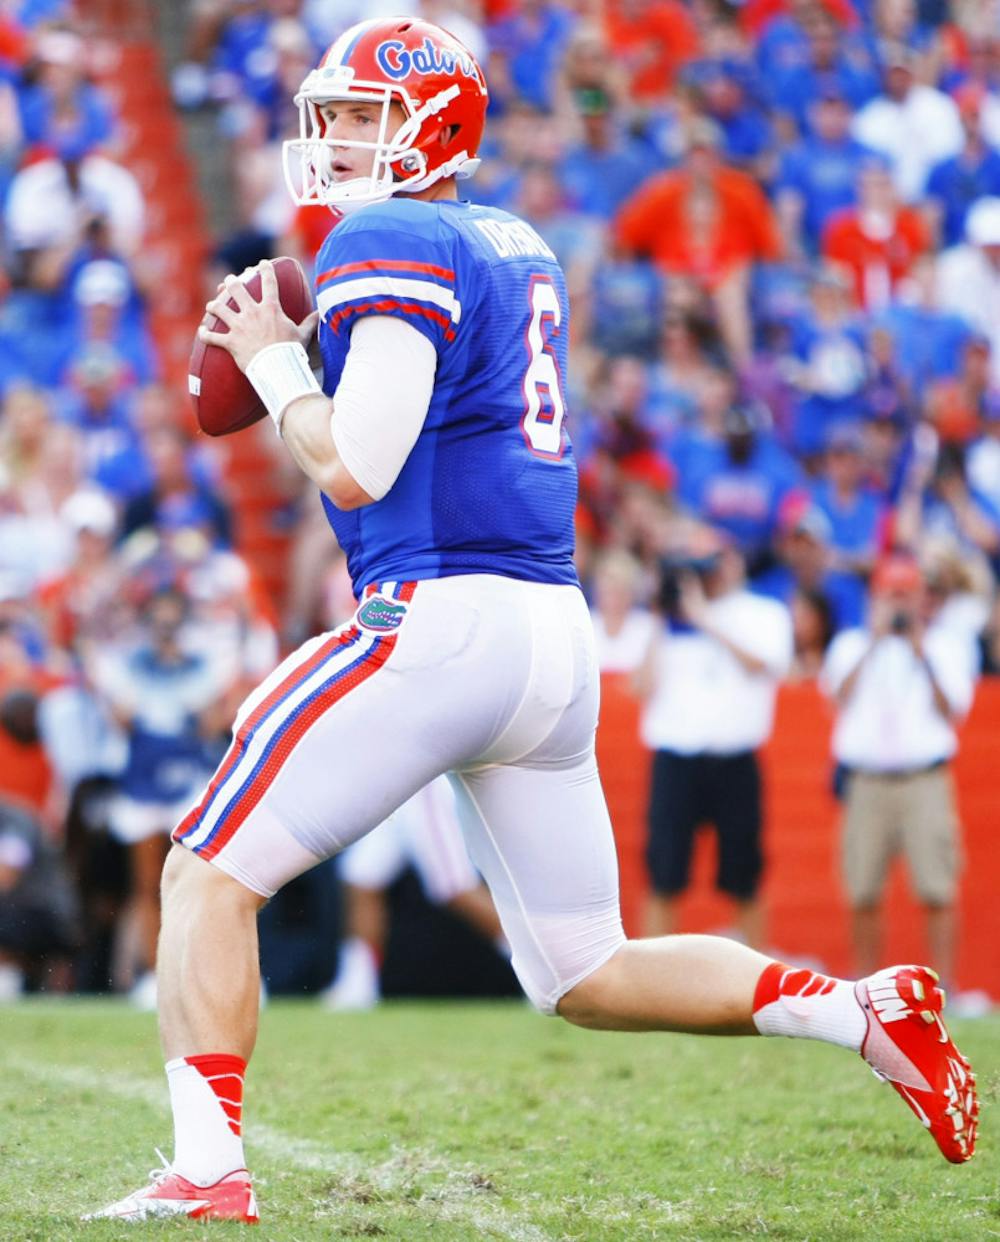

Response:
(0, 963), (24, 1001)
(325, 936), (380, 1008)
(752, 962), (866, 1051)
(166, 1055), (247, 1187)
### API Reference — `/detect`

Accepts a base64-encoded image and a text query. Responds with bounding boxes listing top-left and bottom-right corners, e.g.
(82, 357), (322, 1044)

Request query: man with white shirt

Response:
(589, 549), (657, 675)
(851, 46), (962, 203)
(821, 555), (976, 986)
(635, 529), (793, 947)
(936, 197), (1000, 386)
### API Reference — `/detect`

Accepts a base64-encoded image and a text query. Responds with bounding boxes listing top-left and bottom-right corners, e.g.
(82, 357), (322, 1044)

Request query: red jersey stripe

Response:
(326, 298), (456, 340)
(316, 258), (455, 287)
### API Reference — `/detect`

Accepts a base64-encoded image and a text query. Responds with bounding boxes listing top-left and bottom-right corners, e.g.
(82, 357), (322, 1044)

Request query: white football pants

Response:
(173, 574), (625, 1012)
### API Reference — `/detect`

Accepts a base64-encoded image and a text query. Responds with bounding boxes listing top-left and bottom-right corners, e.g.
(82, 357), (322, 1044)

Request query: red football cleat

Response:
(856, 965), (978, 1163)
(83, 1153), (259, 1223)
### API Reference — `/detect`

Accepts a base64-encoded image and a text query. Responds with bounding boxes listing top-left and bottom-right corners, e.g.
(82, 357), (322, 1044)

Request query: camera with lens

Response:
(655, 551), (722, 617)
(889, 609), (912, 635)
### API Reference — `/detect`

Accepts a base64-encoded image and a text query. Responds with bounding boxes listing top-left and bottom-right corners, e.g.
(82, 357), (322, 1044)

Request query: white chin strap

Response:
(282, 82), (477, 213)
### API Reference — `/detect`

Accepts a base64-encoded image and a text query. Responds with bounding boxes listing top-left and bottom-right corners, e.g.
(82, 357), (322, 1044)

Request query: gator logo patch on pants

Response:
(356, 595), (408, 633)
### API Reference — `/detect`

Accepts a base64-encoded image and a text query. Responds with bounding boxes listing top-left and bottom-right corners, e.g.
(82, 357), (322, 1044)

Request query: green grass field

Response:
(1, 1000), (995, 1241)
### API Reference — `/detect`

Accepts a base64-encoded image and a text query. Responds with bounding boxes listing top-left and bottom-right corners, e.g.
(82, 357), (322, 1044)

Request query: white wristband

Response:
(245, 340), (322, 435)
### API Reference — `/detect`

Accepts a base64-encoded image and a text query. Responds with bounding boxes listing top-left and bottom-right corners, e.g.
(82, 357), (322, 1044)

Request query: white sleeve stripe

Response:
(317, 276), (462, 322)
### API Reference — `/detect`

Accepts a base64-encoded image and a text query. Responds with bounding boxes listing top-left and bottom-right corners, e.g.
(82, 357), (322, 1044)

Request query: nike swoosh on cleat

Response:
(896, 1084), (932, 1129)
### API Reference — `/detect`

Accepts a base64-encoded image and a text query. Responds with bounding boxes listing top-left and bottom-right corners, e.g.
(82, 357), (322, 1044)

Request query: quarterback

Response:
(88, 17), (977, 1224)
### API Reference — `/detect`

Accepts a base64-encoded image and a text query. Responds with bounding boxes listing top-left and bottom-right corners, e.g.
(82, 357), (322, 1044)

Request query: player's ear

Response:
(439, 124), (456, 147)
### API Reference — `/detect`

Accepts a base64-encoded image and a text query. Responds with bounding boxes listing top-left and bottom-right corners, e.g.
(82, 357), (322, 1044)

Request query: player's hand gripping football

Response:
(199, 259), (319, 374)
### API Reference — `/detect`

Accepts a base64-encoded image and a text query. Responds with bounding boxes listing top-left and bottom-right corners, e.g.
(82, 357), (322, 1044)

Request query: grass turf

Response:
(0, 999), (995, 1241)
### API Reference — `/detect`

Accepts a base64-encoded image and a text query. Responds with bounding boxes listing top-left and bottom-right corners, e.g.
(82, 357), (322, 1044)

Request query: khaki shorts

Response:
(841, 766), (960, 907)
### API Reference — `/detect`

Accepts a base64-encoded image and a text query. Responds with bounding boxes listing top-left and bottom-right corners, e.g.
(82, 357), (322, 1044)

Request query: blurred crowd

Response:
(162, 0), (1000, 674)
(2, 0), (1000, 1000)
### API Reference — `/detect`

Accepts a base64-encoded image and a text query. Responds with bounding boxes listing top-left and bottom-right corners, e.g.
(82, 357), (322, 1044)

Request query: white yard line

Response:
(5, 1055), (554, 1242)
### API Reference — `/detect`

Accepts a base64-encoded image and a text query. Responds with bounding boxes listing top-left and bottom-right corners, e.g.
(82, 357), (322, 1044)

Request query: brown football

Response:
(189, 256), (315, 437)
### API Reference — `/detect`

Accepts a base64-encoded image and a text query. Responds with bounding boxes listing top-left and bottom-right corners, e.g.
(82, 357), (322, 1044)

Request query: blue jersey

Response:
(315, 198), (578, 593)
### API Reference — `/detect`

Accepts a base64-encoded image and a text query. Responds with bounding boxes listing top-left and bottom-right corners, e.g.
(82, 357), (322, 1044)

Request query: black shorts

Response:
(646, 749), (763, 900)
(0, 898), (79, 957)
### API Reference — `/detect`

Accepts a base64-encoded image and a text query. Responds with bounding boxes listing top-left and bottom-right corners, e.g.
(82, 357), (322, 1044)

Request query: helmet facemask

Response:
(282, 71), (477, 215)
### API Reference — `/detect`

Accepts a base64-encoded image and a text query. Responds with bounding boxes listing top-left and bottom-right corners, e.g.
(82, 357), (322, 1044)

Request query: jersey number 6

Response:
(521, 276), (567, 459)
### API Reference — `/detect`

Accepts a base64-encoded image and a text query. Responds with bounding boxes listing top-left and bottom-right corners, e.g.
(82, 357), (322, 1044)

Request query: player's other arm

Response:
(199, 261), (435, 510)
(276, 389), (370, 510)
(285, 314), (436, 510)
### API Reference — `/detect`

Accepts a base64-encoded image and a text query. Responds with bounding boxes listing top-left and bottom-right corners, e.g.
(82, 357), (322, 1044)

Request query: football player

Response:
(88, 17), (977, 1224)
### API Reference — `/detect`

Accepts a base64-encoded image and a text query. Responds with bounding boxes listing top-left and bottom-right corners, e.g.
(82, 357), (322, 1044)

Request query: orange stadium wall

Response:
(597, 675), (1000, 996)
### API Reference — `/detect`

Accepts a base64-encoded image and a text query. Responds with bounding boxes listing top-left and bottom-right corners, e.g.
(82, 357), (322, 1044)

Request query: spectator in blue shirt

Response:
(810, 422), (885, 625)
(924, 85), (1000, 249)
(788, 265), (869, 458)
(120, 425), (232, 549)
(684, 58), (774, 173)
(752, 491), (860, 629)
(55, 260), (158, 389)
(515, 161), (604, 286)
(754, 0), (817, 83)
(678, 401), (802, 575)
(558, 86), (660, 220)
(768, 9), (878, 133)
(17, 30), (115, 160)
(210, 1), (289, 98)
(587, 256), (668, 362)
(873, 255), (970, 392)
(488, 1), (576, 113)
(57, 345), (149, 499)
(775, 87), (877, 255)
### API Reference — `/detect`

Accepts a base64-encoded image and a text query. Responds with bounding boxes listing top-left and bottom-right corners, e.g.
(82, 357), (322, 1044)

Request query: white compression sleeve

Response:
(330, 316), (438, 502)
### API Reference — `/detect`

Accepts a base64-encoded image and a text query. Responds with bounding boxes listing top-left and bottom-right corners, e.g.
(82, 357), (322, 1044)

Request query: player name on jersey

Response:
(475, 218), (556, 262)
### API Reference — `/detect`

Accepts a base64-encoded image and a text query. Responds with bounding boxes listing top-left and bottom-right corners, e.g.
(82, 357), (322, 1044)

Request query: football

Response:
(188, 255), (315, 437)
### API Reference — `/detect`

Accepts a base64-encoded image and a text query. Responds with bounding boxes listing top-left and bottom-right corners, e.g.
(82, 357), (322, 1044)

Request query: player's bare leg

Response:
(157, 845), (265, 1062)
(84, 845), (264, 1221)
(557, 935), (765, 1034)
(558, 936), (977, 1161)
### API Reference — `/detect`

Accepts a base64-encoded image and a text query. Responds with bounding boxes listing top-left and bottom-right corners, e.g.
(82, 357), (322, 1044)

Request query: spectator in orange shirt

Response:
(822, 159), (930, 311)
(604, 0), (700, 103)
(615, 118), (782, 362)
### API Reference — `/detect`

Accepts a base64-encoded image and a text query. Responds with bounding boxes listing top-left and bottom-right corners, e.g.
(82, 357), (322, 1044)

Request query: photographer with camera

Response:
(633, 525), (793, 947)
(820, 555), (977, 988)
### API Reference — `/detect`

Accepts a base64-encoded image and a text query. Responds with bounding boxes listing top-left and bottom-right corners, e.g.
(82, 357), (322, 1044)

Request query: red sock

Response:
(167, 1052), (248, 1187)
(753, 962), (837, 1011)
(752, 961), (865, 1050)
(184, 1054), (246, 1138)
